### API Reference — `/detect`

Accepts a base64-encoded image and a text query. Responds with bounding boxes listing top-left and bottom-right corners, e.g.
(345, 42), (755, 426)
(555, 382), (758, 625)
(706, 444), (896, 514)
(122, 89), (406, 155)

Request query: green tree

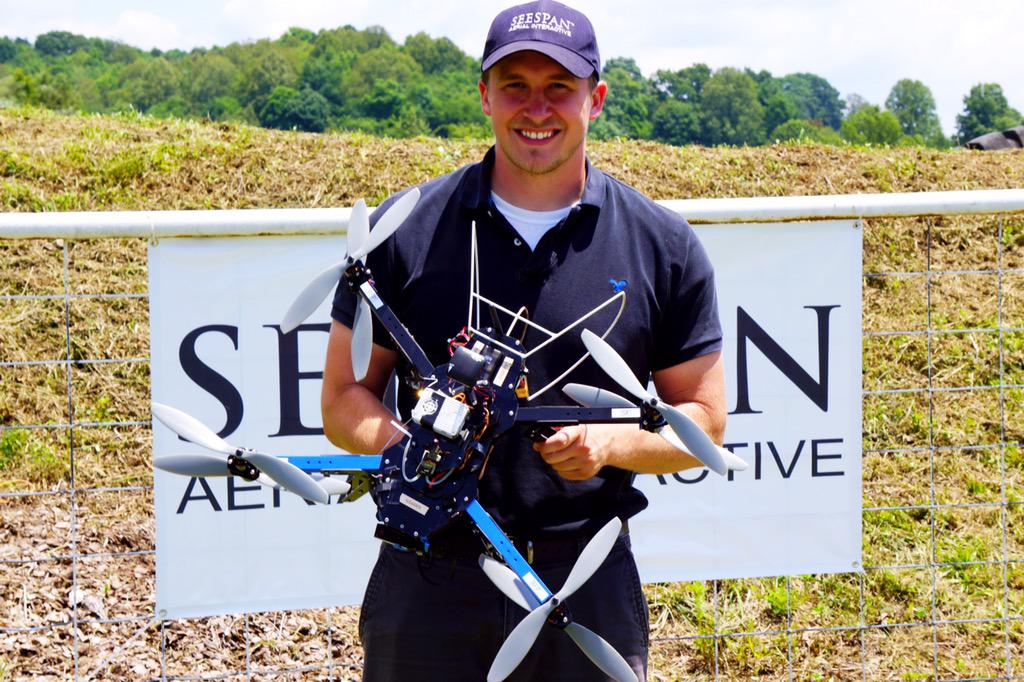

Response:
(762, 92), (799, 139)
(652, 63), (710, 104)
(743, 69), (797, 138)
(590, 57), (655, 140)
(246, 49), (298, 104)
(652, 99), (700, 146)
(34, 31), (90, 57)
(343, 47), (422, 102)
(770, 119), (842, 144)
(840, 105), (904, 145)
(955, 83), (1023, 142)
(258, 85), (330, 132)
(404, 33), (469, 74)
(780, 73), (843, 129)
(188, 53), (240, 112)
(0, 37), (16, 62)
(700, 67), (764, 146)
(149, 95), (190, 119)
(10, 67), (78, 109)
(300, 31), (359, 107)
(122, 57), (179, 111)
(280, 27), (316, 47)
(885, 79), (943, 144)
(9, 68), (39, 104)
(352, 79), (406, 119)
(411, 73), (487, 137)
(208, 95), (246, 122)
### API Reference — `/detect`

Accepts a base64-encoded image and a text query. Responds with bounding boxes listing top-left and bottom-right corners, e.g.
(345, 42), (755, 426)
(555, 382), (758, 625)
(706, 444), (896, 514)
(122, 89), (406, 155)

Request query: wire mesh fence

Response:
(2, 202), (1024, 680)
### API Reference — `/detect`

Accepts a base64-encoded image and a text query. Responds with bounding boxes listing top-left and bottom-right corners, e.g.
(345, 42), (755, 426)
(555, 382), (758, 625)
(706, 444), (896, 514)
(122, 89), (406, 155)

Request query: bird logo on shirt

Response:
(609, 278), (628, 294)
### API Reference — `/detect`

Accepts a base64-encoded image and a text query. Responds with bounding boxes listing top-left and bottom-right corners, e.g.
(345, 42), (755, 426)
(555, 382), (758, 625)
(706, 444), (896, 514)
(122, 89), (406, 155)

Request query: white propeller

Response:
(658, 427), (748, 472)
(152, 403), (330, 505)
(485, 518), (636, 682)
(479, 556), (638, 681)
(564, 381), (747, 472)
(315, 475), (352, 497)
(280, 188), (420, 340)
(562, 382), (636, 409)
(580, 330), (728, 476)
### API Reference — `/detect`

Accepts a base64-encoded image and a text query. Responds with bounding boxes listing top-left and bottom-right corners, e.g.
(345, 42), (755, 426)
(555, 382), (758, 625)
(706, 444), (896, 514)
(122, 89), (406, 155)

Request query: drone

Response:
(152, 188), (746, 682)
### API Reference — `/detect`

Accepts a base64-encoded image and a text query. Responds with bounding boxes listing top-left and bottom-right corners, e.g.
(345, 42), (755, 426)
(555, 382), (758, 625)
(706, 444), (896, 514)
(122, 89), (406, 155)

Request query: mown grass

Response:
(2, 106), (1024, 679)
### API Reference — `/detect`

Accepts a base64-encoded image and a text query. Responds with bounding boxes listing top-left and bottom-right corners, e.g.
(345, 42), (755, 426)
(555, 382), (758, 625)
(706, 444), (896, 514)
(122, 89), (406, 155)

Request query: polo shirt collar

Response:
(457, 146), (607, 212)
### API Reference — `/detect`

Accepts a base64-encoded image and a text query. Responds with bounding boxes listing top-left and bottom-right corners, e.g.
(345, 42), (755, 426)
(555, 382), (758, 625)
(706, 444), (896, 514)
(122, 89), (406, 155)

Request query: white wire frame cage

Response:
(1, 188), (1024, 680)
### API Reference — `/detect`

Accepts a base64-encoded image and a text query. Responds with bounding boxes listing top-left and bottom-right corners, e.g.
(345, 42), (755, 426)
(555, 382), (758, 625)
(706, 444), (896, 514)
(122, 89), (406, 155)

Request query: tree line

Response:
(1, 28), (1020, 147)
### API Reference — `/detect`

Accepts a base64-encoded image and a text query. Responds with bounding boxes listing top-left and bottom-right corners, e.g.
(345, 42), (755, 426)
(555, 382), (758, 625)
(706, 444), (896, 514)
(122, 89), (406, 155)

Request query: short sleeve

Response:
(652, 224), (722, 370)
(330, 199), (403, 351)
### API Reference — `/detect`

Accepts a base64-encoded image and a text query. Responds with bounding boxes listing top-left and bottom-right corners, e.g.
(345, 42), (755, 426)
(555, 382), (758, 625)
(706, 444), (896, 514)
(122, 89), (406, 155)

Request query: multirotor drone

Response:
(152, 188), (744, 682)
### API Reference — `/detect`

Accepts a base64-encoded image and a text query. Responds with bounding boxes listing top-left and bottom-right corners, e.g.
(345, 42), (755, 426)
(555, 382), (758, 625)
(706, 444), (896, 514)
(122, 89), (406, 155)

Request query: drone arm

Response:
(354, 279), (436, 380)
(466, 500), (553, 605)
(523, 403), (725, 479)
(514, 406), (642, 426)
(284, 455), (383, 473)
(322, 321), (405, 454)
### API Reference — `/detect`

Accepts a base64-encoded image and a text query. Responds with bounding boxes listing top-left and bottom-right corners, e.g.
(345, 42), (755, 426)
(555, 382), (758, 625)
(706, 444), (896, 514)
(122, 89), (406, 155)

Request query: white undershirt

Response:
(491, 192), (577, 251)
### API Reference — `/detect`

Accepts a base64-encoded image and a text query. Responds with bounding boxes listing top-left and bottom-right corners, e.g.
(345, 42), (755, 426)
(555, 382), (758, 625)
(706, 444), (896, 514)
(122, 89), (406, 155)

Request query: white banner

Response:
(633, 221), (862, 582)
(150, 221), (862, 618)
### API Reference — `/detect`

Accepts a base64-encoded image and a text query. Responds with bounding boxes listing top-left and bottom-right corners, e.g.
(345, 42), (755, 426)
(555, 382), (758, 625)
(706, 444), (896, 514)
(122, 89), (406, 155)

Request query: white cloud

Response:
(220, 0), (373, 42)
(108, 10), (182, 51)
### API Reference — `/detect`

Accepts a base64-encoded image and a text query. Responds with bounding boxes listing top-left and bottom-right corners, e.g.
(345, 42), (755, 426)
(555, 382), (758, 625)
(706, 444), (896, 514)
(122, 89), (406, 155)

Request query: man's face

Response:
(479, 51), (606, 177)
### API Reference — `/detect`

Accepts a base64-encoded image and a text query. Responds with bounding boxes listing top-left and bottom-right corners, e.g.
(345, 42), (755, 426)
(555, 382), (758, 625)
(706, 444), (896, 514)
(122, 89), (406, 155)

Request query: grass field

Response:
(2, 106), (1024, 680)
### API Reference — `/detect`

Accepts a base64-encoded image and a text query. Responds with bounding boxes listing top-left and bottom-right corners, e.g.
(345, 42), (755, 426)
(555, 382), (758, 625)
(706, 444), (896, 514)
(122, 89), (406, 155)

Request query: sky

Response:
(1, 0), (1020, 137)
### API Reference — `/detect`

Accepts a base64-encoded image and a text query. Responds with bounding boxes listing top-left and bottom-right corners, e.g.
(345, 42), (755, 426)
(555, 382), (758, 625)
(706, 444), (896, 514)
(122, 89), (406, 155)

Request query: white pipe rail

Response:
(1, 189), (1023, 239)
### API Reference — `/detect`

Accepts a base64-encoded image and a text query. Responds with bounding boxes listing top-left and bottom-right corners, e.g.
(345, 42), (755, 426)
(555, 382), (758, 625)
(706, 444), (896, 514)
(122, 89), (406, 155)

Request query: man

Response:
(323, 1), (725, 679)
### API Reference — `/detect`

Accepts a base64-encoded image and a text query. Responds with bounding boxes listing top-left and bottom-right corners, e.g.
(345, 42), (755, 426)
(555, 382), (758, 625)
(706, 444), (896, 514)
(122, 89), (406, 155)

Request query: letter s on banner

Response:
(178, 325), (243, 438)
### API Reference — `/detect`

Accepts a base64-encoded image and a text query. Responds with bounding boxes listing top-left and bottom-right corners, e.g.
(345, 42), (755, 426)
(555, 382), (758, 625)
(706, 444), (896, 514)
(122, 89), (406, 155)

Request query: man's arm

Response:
(321, 320), (403, 454)
(533, 351), (726, 480)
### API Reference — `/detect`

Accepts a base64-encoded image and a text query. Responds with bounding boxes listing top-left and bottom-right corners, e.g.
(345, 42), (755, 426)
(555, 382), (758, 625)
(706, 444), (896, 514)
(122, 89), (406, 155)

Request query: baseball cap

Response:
(481, 1), (601, 79)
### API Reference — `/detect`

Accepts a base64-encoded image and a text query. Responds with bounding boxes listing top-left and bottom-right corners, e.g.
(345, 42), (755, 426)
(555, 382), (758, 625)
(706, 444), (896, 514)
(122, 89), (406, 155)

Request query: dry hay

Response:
(2, 106), (1024, 679)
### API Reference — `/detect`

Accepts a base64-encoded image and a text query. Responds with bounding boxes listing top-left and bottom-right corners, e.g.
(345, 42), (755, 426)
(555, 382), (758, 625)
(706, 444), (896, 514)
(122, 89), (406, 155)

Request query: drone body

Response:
(370, 327), (525, 553)
(154, 190), (743, 681)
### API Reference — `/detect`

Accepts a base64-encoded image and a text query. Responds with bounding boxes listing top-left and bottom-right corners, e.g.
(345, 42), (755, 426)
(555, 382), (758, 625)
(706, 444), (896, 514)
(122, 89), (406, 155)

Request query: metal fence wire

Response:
(2, 196), (1024, 680)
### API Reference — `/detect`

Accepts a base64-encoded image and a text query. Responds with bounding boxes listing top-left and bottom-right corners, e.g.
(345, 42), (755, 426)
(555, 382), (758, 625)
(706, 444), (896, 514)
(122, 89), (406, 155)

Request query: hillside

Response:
(2, 107), (1023, 216)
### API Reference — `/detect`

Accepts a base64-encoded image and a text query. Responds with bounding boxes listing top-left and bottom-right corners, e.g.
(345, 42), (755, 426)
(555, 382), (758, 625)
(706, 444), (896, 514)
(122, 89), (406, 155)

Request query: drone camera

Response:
(411, 388), (470, 439)
(448, 345), (501, 386)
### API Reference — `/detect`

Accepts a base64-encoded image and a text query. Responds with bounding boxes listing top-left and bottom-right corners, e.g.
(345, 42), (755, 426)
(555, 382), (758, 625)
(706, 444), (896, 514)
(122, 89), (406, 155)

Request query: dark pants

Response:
(359, 536), (649, 681)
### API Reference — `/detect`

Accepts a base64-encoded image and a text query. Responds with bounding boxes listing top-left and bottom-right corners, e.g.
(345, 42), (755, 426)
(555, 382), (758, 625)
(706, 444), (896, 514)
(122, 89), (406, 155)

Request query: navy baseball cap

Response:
(481, 1), (601, 79)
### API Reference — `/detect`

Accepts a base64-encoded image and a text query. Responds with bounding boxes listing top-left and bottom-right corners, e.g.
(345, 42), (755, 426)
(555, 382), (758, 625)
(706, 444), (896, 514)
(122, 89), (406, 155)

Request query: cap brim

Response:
(481, 41), (596, 79)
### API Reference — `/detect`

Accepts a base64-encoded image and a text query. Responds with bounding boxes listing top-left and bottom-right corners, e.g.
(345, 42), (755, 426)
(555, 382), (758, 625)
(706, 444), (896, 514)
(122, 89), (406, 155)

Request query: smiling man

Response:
(324, 1), (725, 680)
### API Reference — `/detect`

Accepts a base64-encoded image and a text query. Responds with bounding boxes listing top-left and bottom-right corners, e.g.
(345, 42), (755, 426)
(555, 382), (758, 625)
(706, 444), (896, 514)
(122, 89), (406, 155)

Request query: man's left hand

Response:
(533, 424), (611, 480)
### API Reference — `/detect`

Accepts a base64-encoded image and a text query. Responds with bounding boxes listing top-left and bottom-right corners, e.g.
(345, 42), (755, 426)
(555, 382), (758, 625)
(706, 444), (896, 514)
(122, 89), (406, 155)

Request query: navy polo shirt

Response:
(332, 147), (721, 537)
